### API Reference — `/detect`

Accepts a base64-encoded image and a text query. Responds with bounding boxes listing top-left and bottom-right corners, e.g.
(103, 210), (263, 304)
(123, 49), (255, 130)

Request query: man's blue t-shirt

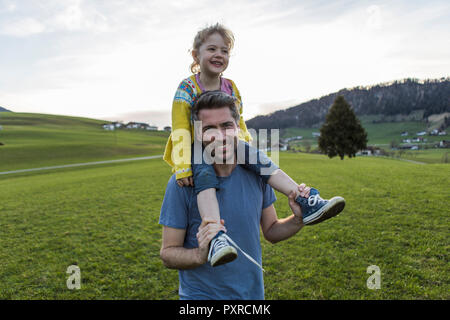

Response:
(159, 165), (276, 300)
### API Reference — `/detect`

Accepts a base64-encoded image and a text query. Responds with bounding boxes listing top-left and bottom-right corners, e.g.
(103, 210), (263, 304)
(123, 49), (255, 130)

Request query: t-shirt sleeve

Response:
(262, 182), (277, 209)
(159, 175), (190, 229)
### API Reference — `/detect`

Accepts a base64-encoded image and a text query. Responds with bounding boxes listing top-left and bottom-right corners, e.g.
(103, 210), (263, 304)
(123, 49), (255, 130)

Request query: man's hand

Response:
(176, 176), (194, 187)
(288, 184), (311, 226)
(196, 219), (226, 265)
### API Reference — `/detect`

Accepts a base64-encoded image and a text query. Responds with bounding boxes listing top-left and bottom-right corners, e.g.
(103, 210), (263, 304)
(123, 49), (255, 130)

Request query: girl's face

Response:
(194, 32), (230, 76)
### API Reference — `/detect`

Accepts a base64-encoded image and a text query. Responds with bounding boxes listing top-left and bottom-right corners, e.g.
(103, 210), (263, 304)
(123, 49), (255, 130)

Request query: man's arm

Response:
(160, 221), (225, 270)
(261, 191), (305, 244)
(160, 226), (202, 270)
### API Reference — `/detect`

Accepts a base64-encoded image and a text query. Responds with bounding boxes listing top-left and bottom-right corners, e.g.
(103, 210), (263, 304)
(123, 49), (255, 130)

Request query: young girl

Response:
(163, 23), (345, 268)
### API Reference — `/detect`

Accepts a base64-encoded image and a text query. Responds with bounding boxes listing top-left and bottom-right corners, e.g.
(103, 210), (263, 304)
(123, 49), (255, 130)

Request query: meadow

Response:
(0, 152), (448, 299)
(0, 113), (449, 299)
(0, 112), (169, 172)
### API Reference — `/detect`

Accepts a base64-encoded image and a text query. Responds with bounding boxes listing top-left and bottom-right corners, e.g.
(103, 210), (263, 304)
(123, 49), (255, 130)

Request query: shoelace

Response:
(221, 234), (265, 272)
(208, 235), (229, 258)
(307, 194), (325, 207)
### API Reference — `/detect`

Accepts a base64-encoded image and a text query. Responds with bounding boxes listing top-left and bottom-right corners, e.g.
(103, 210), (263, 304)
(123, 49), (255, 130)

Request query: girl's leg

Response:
(238, 140), (345, 225)
(191, 143), (237, 266)
(266, 169), (302, 198)
(191, 143), (221, 225)
(197, 188), (221, 225)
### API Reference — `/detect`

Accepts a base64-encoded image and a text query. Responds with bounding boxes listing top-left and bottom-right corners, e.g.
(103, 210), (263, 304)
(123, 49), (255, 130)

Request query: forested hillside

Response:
(246, 78), (450, 129)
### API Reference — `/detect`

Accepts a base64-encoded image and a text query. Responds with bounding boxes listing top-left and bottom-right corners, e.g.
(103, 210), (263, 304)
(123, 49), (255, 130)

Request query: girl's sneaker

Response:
(208, 231), (238, 267)
(296, 188), (345, 225)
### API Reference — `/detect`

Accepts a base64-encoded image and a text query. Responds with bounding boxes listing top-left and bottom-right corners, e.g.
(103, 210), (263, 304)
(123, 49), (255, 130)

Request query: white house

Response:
(417, 131), (427, 136)
(102, 124), (115, 131)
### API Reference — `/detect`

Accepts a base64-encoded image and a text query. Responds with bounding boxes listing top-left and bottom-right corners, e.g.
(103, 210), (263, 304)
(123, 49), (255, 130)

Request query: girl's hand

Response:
(176, 177), (194, 187)
(297, 183), (311, 198)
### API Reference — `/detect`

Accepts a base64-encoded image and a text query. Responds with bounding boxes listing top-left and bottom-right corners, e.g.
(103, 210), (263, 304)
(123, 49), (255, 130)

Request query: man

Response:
(159, 91), (310, 299)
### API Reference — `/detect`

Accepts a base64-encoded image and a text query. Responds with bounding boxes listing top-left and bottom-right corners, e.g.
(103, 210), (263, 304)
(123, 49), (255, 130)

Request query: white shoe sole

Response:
(210, 246), (238, 267)
(303, 196), (345, 225)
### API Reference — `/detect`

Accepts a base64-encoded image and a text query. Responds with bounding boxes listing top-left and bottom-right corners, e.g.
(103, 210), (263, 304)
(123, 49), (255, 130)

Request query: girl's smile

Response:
(194, 32), (230, 77)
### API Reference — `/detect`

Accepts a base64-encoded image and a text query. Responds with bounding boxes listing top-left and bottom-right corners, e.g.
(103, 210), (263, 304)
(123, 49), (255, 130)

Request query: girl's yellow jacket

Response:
(163, 74), (252, 180)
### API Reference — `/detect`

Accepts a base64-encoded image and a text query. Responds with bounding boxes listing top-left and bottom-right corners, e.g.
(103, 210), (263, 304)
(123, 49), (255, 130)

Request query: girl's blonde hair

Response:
(190, 23), (235, 74)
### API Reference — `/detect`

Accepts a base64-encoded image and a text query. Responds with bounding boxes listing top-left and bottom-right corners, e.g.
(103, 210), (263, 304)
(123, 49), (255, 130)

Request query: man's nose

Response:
(204, 129), (223, 142)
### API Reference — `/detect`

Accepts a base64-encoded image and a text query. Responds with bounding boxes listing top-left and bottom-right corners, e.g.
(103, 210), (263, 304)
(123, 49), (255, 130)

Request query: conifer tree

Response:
(318, 95), (368, 159)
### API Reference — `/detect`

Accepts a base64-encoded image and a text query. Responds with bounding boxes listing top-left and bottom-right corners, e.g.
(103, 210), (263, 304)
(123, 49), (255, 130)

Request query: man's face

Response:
(197, 106), (239, 164)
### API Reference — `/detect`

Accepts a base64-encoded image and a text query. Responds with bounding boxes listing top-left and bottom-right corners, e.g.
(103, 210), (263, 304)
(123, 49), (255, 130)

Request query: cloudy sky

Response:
(0, 0), (449, 128)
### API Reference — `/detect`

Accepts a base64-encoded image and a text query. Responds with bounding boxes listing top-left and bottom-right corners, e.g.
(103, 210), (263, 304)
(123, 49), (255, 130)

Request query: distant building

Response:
(112, 122), (123, 128)
(164, 126), (171, 132)
(125, 122), (152, 129)
(417, 131), (427, 136)
(146, 125), (158, 131)
(284, 136), (302, 142)
(102, 124), (115, 131)
(357, 146), (382, 156)
(431, 129), (447, 136)
(312, 132), (321, 137)
(401, 131), (408, 136)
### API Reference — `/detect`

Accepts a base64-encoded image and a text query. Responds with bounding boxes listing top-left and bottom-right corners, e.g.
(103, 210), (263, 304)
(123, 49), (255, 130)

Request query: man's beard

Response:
(203, 136), (238, 165)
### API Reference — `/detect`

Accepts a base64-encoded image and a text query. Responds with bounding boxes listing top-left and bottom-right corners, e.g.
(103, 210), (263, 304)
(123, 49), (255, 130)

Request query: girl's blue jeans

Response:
(191, 140), (279, 195)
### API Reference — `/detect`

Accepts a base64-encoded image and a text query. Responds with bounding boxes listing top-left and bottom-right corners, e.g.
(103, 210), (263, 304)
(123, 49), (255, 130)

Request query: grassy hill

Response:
(280, 118), (449, 163)
(0, 112), (169, 172)
(0, 112), (448, 299)
(0, 152), (448, 299)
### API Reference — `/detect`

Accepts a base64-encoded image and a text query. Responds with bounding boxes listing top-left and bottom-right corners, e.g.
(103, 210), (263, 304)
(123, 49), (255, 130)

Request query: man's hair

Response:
(192, 91), (240, 123)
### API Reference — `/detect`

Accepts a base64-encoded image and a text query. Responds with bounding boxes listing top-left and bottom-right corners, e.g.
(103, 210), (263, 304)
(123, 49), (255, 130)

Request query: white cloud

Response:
(0, 17), (45, 37)
(0, 0), (449, 127)
(0, 0), (16, 13)
(366, 5), (382, 30)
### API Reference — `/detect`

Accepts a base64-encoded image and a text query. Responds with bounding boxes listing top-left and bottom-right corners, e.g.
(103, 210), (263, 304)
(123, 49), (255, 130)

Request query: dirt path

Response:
(0, 155), (163, 176)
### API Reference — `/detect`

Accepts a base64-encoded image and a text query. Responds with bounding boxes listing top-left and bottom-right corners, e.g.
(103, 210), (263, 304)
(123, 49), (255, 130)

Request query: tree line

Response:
(246, 78), (450, 130)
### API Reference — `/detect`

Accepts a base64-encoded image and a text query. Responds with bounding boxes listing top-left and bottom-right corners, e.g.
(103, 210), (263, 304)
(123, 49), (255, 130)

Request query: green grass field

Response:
(1, 152), (449, 299)
(0, 112), (169, 172)
(0, 113), (449, 299)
